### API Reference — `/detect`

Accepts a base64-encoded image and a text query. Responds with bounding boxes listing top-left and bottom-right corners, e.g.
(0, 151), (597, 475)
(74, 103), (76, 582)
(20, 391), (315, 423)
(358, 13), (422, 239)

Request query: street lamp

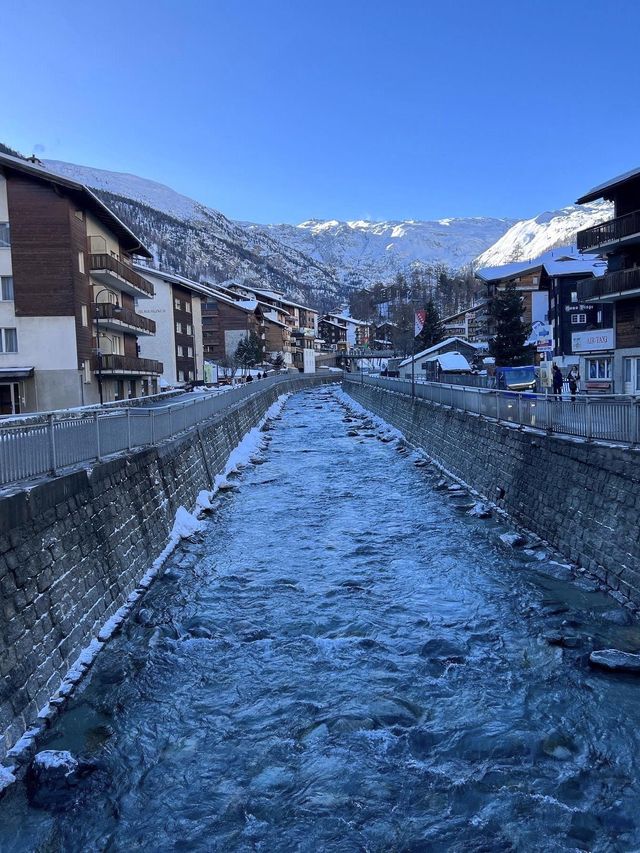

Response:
(94, 288), (122, 405)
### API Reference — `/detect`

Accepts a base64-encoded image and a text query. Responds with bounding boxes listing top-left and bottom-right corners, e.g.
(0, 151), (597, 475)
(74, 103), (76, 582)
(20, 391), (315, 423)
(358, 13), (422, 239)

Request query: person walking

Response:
(568, 366), (580, 402)
(552, 364), (563, 400)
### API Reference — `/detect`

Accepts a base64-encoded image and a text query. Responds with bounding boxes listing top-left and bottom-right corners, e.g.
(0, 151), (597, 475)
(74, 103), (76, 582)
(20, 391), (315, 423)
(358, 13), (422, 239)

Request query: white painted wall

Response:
(135, 273), (177, 385)
(85, 211), (120, 257)
(0, 175), (12, 277)
(192, 295), (204, 381)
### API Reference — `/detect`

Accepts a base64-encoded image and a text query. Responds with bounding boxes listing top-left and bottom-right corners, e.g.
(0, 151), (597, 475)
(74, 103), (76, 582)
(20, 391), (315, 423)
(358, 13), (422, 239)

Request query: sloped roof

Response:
(577, 166), (640, 204)
(476, 247), (605, 283)
(399, 337), (477, 367)
(425, 352), (471, 371)
(134, 264), (216, 297)
(0, 151), (152, 257)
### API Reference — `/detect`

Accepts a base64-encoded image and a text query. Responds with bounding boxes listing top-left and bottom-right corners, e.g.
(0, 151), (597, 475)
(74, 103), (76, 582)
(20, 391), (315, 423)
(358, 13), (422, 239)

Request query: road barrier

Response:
(344, 374), (640, 445)
(0, 374), (333, 487)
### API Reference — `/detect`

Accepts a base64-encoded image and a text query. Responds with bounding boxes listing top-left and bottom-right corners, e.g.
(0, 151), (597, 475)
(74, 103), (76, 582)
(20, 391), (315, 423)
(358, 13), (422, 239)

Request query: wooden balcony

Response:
(577, 209), (640, 252)
(93, 354), (163, 375)
(93, 302), (156, 336)
(89, 254), (155, 298)
(578, 267), (640, 302)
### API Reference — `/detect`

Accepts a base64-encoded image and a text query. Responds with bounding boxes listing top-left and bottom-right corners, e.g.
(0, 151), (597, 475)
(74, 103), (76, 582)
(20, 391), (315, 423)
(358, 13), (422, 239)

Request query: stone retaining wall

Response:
(0, 375), (335, 757)
(343, 379), (640, 605)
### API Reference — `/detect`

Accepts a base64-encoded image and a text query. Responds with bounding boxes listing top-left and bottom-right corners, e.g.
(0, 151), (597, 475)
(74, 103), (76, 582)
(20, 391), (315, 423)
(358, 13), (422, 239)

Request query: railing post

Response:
(517, 392), (522, 428)
(127, 408), (132, 450)
(150, 409), (155, 445)
(47, 414), (57, 474)
(495, 390), (500, 423)
(169, 406), (173, 438)
(633, 399), (640, 446)
(585, 395), (592, 442)
(94, 411), (102, 461)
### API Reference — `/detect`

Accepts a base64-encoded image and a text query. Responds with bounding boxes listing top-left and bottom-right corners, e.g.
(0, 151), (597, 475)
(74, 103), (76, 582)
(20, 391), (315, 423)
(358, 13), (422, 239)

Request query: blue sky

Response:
(2, 0), (639, 224)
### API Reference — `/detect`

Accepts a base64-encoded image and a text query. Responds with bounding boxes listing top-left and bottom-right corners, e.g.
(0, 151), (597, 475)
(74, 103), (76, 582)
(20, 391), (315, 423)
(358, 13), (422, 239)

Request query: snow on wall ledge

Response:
(342, 379), (640, 607)
(0, 375), (336, 764)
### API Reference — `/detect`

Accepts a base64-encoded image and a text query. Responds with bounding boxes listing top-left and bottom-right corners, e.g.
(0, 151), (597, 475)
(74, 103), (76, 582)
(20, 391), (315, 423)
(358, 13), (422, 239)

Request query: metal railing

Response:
(0, 374), (336, 487)
(578, 267), (640, 302)
(577, 209), (640, 252)
(93, 302), (156, 335)
(344, 374), (640, 445)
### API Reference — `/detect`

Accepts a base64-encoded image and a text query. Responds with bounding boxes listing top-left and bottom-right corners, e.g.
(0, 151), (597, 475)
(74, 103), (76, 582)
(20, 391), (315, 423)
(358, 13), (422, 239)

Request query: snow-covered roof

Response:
(263, 311), (288, 329)
(204, 287), (260, 313)
(476, 247), (606, 283)
(425, 352), (471, 372)
(577, 166), (640, 204)
(320, 318), (346, 330)
(398, 337), (475, 367)
(0, 151), (153, 258)
(134, 265), (216, 297)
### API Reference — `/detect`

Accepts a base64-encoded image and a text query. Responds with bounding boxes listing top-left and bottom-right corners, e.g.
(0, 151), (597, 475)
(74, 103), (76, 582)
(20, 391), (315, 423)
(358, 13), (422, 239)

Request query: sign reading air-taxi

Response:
(571, 328), (614, 353)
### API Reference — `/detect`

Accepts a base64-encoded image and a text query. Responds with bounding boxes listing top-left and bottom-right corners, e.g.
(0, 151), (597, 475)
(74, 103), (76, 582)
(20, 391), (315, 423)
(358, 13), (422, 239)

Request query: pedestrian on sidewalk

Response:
(568, 366), (580, 402)
(552, 364), (563, 399)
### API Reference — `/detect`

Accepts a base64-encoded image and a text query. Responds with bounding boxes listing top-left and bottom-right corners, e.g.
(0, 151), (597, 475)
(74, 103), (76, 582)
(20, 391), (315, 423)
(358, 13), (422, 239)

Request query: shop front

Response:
(572, 329), (614, 394)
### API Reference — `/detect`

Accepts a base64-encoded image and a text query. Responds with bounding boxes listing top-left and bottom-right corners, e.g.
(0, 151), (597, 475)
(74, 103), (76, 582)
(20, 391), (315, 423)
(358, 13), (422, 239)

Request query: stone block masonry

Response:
(0, 376), (336, 759)
(344, 380), (640, 605)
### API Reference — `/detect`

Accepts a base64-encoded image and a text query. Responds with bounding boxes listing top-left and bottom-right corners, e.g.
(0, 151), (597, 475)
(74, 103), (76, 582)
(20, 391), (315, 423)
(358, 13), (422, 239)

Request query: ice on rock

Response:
(499, 532), (526, 548)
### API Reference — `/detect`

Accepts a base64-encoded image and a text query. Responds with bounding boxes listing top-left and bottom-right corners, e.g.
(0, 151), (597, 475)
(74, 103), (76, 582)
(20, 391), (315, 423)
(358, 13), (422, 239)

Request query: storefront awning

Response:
(0, 367), (34, 379)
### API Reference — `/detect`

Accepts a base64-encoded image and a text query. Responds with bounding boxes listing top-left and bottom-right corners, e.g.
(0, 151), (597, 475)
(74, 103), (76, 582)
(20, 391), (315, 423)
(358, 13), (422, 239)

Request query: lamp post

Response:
(94, 288), (122, 405)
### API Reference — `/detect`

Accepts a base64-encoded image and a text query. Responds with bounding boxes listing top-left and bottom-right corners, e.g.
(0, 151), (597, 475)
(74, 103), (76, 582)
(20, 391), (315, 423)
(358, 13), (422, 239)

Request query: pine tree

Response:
(489, 282), (531, 366)
(235, 331), (264, 369)
(417, 299), (445, 350)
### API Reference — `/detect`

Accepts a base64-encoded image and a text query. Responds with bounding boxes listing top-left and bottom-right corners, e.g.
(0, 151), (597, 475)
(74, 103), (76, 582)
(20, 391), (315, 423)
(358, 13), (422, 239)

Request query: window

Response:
(78, 252), (85, 274)
(0, 223), (10, 248)
(570, 313), (587, 325)
(587, 357), (611, 380)
(0, 328), (18, 352)
(175, 322), (181, 334)
(186, 324), (192, 335)
(185, 302), (191, 314)
(0, 276), (13, 300)
(174, 298), (181, 310)
(187, 346), (193, 357)
(571, 292), (578, 303)
(597, 310), (603, 323)
(81, 305), (88, 327)
(178, 370), (184, 382)
(74, 210), (84, 221)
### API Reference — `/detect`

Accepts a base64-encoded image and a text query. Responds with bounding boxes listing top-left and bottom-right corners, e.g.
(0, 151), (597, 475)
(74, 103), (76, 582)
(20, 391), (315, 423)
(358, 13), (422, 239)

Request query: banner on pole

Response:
(415, 309), (426, 336)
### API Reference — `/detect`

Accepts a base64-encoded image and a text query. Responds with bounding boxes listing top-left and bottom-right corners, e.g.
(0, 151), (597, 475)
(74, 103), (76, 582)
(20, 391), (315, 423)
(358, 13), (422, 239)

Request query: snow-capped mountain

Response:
(246, 217), (517, 286)
(43, 160), (343, 308)
(474, 201), (613, 268)
(40, 157), (613, 309)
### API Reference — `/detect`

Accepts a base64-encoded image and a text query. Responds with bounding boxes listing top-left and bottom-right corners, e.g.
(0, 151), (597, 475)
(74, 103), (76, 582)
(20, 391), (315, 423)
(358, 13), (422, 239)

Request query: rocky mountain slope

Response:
(42, 158), (613, 308)
(43, 160), (343, 308)
(474, 201), (613, 268)
(245, 217), (517, 287)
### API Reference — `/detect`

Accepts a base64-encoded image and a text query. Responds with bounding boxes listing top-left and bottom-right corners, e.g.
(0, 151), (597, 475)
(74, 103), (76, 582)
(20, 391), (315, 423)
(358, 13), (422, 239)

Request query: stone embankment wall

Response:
(0, 376), (335, 757)
(344, 380), (640, 604)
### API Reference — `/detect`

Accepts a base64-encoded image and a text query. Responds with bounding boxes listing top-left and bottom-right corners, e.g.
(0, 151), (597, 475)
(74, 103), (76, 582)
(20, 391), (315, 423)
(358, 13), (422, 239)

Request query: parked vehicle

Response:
(493, 365), (536, 392)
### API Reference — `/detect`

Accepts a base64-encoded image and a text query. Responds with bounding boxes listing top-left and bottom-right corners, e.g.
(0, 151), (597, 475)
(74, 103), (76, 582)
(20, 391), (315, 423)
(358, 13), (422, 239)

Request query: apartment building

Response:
(200, 288), (266, 363)
(576, 168), (640, 393)
(134, 266), (208, 386)
(0, 152), (160, 414)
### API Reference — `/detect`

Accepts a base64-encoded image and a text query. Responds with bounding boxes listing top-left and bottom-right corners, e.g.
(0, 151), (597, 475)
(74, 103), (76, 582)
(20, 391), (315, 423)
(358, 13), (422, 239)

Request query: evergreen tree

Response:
(489, 282), (531, 365)
(417, 299), (445, 349)
(270, 353), (286, 372)
(235, 331), (264, 369)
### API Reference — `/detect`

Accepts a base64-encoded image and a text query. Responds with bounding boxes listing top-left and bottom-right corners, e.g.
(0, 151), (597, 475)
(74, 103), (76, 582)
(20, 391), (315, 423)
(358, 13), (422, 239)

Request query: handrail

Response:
(577, 209), (640, 252)
(579, 267), (640, 301)
(0, 373), (340, 487)
(89, 254), (155, 297)
(93, 302), (156, 334)
(92, 354), (164, 375)
(344, 374), (640, 445)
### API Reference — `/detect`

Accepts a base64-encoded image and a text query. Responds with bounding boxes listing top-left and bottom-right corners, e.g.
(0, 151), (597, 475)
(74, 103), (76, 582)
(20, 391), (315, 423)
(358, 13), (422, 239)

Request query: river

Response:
(2, 386), (640, 852)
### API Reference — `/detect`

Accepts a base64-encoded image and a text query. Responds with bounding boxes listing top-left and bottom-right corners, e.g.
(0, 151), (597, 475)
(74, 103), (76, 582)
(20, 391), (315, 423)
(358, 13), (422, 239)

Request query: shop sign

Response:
(571, 328), (614, 352)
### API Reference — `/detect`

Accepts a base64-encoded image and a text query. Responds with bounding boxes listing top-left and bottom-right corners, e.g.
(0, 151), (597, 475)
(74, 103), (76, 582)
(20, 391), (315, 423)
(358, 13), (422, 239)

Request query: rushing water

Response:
(3, 387), (640, 852)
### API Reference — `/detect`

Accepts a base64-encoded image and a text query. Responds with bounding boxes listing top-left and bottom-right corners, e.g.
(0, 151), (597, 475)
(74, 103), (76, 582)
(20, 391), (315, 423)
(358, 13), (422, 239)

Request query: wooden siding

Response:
(7, 174), (77, 318)
(615, 297), (640, 349)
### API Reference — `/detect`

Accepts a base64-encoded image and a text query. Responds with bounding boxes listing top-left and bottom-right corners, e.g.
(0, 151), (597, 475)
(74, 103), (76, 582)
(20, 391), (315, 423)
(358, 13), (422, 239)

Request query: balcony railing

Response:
(89, 254), (154, 297)
(577, 209), (640, 252)
(93, 354), (163, 375)
(578, 267), (640, 302)
(93, 302), (156, 335)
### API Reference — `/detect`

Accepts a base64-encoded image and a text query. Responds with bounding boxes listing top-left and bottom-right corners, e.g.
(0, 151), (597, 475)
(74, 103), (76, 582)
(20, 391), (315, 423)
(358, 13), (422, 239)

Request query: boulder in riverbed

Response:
(499, 532), (526, 548)
(589, 649), (640, 673)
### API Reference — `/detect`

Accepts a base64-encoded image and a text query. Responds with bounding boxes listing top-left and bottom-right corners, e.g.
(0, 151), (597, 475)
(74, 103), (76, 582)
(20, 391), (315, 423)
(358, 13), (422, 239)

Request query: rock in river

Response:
(589, 649), (640, 673)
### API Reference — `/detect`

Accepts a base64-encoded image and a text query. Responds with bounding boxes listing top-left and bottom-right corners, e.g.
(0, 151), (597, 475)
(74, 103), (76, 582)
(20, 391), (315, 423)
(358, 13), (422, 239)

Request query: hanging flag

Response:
(415, 309), (426, 336)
